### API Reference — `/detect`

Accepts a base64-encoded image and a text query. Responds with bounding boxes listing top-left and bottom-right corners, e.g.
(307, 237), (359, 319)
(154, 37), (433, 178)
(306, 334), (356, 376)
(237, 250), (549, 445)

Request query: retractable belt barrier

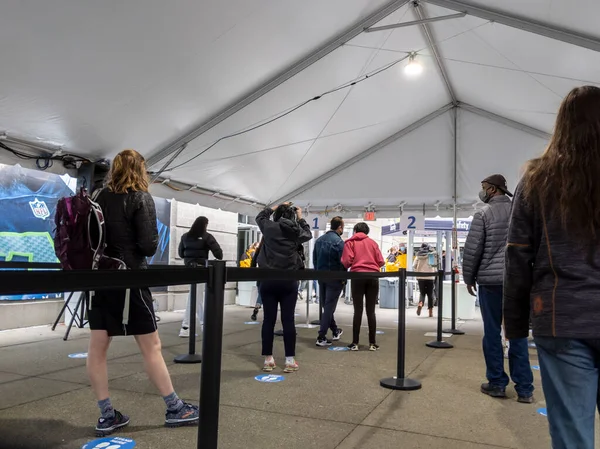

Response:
(0, 262), (459, 449)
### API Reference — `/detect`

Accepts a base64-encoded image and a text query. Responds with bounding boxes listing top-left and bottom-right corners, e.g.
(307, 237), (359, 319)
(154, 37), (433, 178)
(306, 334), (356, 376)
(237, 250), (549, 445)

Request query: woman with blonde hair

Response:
(504, 86), (600, 448)
(88, 149), (198, 436)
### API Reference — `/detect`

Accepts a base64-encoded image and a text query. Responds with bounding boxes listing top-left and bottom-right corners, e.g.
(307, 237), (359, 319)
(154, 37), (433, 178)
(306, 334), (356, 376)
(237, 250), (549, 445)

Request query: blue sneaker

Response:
(165, 402), (199, 428)
(95, 410), (130, 437)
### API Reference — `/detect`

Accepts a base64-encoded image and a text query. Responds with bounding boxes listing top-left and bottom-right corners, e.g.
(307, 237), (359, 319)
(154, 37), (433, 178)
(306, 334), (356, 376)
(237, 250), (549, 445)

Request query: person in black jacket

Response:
(178, 216), (223, 337)
(256, 203), (312, 373)
(504, 86), (600, 448)
(88, 149), (198, 436)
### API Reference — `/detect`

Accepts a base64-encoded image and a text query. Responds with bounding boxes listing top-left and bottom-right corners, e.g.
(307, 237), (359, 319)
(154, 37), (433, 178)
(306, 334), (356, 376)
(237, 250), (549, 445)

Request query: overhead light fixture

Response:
(404, 53), (423, 77)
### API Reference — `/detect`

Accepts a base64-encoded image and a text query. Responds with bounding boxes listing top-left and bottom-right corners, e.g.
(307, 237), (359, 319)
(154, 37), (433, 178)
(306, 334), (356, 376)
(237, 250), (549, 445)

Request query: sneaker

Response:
(95, 410), (130, 437)
(316, 336), (332, 347)
(250, 309), (258, 321)
(165, 402), (199, 428)
(347, 343), (359, 351)
(179, 327), (189, 338)
(416, 302), (423, 316)
(284, 360), (299, 373)
(332, 329), (344, 341)
(369, 344), (380, 351)
(263, 360), (276, 372)
(517, 395), (534, 404)
(480, 383), (507, 398)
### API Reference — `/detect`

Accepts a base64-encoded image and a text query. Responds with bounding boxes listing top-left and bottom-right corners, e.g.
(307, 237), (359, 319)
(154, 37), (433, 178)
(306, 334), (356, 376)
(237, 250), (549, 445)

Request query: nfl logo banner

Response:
(29, 198), (51, 220)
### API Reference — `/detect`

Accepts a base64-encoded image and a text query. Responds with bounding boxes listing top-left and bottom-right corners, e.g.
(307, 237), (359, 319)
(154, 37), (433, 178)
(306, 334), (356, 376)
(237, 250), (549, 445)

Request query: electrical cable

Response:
(157, 19), (491, 176)
(0, 141), (91, 171)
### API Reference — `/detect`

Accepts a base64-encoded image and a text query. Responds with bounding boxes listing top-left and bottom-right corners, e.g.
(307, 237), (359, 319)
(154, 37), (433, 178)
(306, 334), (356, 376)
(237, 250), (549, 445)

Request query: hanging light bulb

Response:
(404, 53), (423, 76)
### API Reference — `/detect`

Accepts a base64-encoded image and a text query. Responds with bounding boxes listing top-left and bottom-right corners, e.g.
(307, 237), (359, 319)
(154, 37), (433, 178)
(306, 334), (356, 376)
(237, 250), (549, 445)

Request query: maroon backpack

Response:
(54, 187), (126, 271)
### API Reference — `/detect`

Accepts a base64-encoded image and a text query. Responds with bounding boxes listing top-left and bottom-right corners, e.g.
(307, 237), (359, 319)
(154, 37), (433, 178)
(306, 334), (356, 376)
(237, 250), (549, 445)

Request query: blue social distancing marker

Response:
(244, 321), (260, 325)
(532, 365), (540, 370)
(376, 330), (384, 335)
(82, 436), (136, 449)
(529, 342), (537, 348)
(68, 352), (87, 359)
(537, 408), (548, 417)
(328, 346), (349, 352)
(255, 374), (285, 383)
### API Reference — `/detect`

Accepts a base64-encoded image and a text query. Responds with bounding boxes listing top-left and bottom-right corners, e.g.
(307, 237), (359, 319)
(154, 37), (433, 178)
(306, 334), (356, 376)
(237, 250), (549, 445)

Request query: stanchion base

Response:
(274, 329), (283, 337)
(174, 354), (202, 364)
(380, 376), (422, 391)
(426, 340), (454, 349)
(443, 328), (465, 335)
(310, 320), (321, 325)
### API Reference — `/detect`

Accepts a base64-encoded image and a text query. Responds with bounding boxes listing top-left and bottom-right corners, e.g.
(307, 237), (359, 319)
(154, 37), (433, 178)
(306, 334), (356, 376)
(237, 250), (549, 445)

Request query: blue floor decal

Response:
(532, 365), (540, 370)
(68, 353), (87, 359)
(82, 436), (136, 449)
(255, 374), (285, 383)
(244, 321), (260, 325)
(537, 408), (548, 417)
(328, 346), (349, 352)
(376, 330), (384, 335)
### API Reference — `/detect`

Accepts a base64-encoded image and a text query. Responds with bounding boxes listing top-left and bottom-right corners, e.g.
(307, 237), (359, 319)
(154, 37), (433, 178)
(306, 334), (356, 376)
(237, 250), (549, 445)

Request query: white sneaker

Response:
(179, 328), (189, 338)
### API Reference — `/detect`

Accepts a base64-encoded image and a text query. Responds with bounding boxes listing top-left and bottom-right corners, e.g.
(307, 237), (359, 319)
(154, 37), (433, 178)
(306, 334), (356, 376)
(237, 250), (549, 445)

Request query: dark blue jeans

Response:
(318, 281), (343, 338)
(260, 280), (297, 357)
(478, 285), (533, 397)
(535, 337), (600, 449)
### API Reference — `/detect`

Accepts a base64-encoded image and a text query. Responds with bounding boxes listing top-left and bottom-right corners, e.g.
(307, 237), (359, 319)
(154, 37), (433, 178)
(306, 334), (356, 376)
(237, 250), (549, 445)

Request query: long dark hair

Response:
(523, 86), (600, 242)
(189, 216), (208, 239)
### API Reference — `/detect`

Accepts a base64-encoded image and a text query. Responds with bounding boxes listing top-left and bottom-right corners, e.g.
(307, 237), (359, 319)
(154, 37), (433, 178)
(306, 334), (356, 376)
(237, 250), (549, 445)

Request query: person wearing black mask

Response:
(178, 216), (223, 338)
(256, 203), (312, 373)
(463, 175), (533, 403)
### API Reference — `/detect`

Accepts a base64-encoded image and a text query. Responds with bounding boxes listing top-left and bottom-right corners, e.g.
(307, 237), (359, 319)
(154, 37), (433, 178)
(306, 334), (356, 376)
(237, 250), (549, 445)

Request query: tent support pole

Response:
(146, 0), (410, 170)
(271, 103), (454, 205)
(423, 0), (600, 53)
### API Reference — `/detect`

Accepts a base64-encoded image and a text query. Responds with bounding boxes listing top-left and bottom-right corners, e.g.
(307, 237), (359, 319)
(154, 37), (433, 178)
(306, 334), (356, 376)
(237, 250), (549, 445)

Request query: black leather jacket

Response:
(178, 232), (223, 267)
(95, 189), (158, 269)
(255, 208), (312, 270)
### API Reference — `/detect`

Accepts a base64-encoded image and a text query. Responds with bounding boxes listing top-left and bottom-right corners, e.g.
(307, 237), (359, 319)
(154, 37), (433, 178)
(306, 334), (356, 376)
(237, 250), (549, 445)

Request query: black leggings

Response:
(260, 280), (298, 357)
(418, 279), (435, 309)
(351, 278), (379, 345)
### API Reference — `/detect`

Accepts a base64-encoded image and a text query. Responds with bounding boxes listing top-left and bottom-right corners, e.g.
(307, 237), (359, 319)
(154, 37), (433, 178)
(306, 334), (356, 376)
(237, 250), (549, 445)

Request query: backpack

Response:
(54, 188), (131, 324)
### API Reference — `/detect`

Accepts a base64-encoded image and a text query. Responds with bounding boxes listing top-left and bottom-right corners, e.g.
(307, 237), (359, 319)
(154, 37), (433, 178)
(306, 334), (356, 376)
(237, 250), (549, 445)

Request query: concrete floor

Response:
(0, 300), (593, 449)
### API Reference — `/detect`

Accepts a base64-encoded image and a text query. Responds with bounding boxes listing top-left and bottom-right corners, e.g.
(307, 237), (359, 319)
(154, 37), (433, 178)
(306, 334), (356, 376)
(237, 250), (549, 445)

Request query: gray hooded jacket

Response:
(462, 195), (511, 286)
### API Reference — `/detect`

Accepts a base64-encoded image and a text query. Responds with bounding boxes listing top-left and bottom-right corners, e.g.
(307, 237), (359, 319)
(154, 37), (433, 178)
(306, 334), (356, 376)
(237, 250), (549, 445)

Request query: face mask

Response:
(479, 188), (492, 203)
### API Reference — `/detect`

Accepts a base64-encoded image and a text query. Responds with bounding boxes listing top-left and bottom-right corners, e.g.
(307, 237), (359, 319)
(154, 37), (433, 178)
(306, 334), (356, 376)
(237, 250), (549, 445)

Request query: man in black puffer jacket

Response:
(462, 174), (533, 403)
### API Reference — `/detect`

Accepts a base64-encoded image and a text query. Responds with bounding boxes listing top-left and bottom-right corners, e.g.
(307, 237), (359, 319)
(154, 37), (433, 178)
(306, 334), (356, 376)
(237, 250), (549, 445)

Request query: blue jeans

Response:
(478, 285), (533, 397)
(318, 281), (343, 338)
(536, 337), (600, 449)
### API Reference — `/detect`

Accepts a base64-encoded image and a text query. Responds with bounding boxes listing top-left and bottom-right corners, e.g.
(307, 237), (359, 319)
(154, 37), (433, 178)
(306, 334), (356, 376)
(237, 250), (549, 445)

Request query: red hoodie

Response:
(342, 233), (385, 272)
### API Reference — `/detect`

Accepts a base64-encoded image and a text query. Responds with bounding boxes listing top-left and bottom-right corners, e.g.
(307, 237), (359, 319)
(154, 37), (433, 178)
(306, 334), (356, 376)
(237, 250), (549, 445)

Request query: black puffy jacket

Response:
(95, 189), (158, 270)
(178, 232), (223, 266)
(255, 208), (312, 270)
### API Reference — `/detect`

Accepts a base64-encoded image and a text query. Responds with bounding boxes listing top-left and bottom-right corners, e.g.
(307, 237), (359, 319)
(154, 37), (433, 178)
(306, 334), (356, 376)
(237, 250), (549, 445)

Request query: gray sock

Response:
(163, 392), (184, 412)
(98, 398), (115, 419)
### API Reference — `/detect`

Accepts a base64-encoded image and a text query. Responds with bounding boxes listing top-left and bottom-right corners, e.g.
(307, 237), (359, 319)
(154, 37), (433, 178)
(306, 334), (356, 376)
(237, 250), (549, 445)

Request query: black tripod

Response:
(52, 291), (89, 341)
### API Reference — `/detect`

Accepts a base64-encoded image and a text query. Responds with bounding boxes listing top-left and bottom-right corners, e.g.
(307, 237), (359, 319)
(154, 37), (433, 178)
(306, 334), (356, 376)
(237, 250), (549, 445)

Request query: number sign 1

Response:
(306, 215), (327, 230)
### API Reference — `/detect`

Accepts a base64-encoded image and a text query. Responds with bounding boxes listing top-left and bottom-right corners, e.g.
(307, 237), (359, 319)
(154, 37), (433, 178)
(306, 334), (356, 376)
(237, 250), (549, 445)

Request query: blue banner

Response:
(382, 218), (472, 236)
(0, 164), (76, 300)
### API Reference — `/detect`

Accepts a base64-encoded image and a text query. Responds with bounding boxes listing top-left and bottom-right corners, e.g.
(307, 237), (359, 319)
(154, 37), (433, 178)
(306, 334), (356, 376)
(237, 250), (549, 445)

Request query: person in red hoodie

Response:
(341, 222), (385, 351)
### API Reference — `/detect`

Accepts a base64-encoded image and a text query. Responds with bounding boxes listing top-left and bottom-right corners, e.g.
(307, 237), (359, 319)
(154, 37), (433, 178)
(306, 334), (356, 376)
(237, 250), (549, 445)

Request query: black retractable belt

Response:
(426, 270), (454, 349)
(443, 268), (465, 335)
(380, 269), (422, 391)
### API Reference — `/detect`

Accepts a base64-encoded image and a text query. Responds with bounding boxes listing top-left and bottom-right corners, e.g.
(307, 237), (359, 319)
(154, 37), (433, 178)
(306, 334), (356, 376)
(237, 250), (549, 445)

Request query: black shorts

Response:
(88, 287), (157, 337)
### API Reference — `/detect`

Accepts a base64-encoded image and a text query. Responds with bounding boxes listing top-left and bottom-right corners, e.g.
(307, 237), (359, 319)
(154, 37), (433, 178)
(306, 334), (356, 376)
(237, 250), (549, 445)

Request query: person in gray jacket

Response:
(462, 174), (533, 403)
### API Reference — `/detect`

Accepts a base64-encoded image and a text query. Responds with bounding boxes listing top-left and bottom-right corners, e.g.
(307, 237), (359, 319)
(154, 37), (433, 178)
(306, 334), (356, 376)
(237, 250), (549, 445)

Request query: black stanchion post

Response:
(444, 268), (465, 335)
(426, 270), (453, 349)
(175, 282), (202, 364)
(198, 260), (226, 449)
(380, 269), (422, 391)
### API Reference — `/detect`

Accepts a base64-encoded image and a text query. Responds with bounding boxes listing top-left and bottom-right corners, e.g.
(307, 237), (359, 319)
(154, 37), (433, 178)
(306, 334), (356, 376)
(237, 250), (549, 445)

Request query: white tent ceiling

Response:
(1, 0), (598, 218)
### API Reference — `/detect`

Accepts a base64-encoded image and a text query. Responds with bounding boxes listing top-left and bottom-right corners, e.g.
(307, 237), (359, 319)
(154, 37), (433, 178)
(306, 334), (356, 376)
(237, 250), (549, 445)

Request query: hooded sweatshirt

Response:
(413, 247), (437, 280)
(341, 233), (385, 272)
